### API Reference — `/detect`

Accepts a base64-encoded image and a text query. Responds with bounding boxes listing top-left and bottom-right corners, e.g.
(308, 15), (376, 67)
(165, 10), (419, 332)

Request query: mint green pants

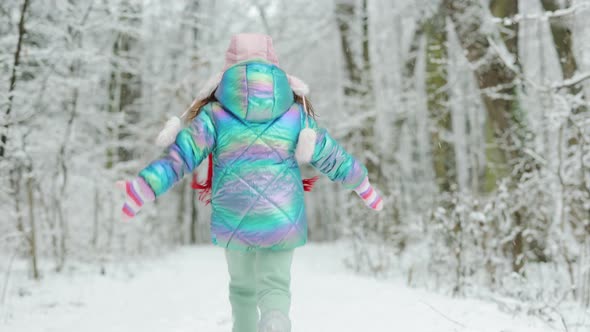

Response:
(225, 249), (294, 332)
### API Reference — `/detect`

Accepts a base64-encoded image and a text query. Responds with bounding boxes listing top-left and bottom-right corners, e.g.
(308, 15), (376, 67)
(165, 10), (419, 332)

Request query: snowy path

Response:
(2, 244), (553, 332)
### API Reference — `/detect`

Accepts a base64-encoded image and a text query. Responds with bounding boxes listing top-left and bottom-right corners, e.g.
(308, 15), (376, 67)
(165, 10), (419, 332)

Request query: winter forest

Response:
(1, 0), (590, 331)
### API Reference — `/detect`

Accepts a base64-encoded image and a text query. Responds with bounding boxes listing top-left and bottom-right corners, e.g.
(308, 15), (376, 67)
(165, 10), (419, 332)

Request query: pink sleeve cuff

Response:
(353, 176), (383, 211)
(353, 176), (370, 193)
(136, 177), (156, 202)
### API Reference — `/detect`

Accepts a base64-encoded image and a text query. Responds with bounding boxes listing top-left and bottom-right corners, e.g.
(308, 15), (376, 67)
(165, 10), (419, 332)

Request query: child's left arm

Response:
(117, 108), (216, 220)
(303, 112), (383, 211)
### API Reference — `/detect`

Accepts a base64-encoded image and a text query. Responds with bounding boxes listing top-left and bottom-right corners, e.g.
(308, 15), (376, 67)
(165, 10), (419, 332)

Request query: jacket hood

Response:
(214, 61), (294, 123)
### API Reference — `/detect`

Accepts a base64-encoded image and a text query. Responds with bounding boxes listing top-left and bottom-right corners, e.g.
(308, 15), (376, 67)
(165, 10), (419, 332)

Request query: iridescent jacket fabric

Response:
(139, 61), (368, 251)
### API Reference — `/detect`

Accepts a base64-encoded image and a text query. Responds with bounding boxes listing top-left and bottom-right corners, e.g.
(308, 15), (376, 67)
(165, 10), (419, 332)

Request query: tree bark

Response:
(335, 0), (372, 99)
(1, 0), (30, 157)
(177, 181), (187, 244)
(444, 0), (529, 273)
(334, 0), (376, 175)
(541, 0), (578, 81)
(190, 189), (198, 244)
(106, 1), (142, 168)
(335, 0), (363, 98)
(92, 184), (100, 249)
(490, 0), (519, 59)
(488, 0), (526, 274)
(26, 175), (39, 279)
(444, 0), (533, 175)
(425, 11), (455, 192)
(185, 0), (201, 244)
(360, 0), (370, 82)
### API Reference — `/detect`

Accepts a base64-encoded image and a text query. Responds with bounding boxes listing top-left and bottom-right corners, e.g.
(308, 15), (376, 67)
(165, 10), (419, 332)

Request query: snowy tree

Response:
(1, 1), (589, 322)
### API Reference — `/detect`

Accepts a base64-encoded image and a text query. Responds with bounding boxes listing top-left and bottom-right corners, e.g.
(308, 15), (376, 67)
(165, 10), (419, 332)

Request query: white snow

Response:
(1, 244), (555, 332)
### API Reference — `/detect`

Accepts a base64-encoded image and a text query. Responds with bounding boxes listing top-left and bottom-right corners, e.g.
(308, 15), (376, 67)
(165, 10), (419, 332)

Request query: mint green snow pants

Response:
(225, 249), (294, 332)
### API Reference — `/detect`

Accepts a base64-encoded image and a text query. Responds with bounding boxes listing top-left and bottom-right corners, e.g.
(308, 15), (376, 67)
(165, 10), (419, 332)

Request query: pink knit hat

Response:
(155, 33), (311, 149)
(223, 33), (280, 70)
(192, 33), (309, 102)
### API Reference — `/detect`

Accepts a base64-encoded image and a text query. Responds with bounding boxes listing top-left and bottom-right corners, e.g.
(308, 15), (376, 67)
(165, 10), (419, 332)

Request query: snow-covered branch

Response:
(491, 2), (590, 26)
(551, 71), (590, 89)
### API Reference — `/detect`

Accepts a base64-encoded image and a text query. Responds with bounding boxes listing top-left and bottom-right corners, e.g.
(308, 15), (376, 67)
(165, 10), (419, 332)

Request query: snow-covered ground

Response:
(0, 244), (560, 332)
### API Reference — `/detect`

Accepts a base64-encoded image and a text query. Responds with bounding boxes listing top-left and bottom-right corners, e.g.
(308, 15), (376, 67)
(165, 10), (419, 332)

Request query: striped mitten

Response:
(115, 178), (155, 220)
(354, 177), (383, 211)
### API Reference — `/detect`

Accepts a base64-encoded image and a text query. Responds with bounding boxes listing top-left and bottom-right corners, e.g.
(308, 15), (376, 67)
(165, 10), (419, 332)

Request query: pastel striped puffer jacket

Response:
(139, 60), (368, 251)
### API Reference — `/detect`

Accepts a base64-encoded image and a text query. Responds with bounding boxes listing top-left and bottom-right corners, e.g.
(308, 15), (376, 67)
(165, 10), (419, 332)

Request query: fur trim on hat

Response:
(287, 75), (309, 96)
(196, 72), (223, 100)
(155, 72), (310, 147)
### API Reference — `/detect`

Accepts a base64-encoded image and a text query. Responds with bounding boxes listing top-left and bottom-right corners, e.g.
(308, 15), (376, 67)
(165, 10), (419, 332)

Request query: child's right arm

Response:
(117, 107), (217, 220)
(303, 113), (383, 211)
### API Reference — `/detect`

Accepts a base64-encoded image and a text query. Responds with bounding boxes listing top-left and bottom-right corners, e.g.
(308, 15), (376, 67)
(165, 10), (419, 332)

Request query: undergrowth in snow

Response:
(2, 244), (587, 332)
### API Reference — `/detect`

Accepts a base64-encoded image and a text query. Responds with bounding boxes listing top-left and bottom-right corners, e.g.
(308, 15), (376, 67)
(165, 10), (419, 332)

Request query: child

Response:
(117, 33), (383, 332)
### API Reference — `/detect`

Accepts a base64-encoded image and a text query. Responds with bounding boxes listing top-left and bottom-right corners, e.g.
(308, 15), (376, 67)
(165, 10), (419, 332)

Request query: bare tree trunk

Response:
(443, 0), (522, 153)
(1, 0), (29, 158)
(444, 0), (531, 274)
(190, 189), (198, 244)
(11, 160), (39, 279)
(335, 0), (376, 178)
(185, 0), (201, 65)
(183, 0), (201, 244)
(397, 15), (426, 151)
(47, 2), (93, 271)
(360, 0), (371, 86)
(26, 175), (39, 279)
(541, 0), (579, 81)
(425, 11), (455, 192)
(11, 169), (25, 257)
(48, 76), (78, 272)
(490, 0), (519, 60)
(177, 181), (187, 244)
(335, 0), (364, 98)
(106, 1), (142, 168)
(582, 239), (590, 307)
(453, 216), (464, 296)
(334, 0), (379, 238)
(488, 0), (526, 274)
(92, 184), (100, 248)
(54, 203), (67, 271)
